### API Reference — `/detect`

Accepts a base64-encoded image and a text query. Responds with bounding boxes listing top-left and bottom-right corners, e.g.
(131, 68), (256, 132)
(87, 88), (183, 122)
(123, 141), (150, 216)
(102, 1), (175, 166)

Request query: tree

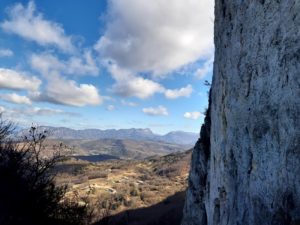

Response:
(0, 116), (89, 225)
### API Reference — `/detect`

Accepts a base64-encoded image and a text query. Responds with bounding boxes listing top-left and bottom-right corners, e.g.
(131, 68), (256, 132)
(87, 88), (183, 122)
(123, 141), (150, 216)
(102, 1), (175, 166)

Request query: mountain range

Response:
(20, 126), (199, 146)
(46, 138), (190, 159)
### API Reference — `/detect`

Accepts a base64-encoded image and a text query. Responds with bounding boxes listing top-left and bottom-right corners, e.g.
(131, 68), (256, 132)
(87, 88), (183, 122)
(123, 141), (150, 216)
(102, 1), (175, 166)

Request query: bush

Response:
(130, 188), (139, 196)
(0, 117), (89, 225)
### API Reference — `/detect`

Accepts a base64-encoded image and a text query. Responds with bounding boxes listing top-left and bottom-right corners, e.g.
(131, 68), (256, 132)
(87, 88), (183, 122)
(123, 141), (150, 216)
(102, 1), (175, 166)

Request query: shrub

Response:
(0, 117), (89, 225)
(130, 188), (139, 196)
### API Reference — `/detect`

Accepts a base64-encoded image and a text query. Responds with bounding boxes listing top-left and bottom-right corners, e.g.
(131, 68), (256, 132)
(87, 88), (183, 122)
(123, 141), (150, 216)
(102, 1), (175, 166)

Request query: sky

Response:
(0, 0), (214, 134)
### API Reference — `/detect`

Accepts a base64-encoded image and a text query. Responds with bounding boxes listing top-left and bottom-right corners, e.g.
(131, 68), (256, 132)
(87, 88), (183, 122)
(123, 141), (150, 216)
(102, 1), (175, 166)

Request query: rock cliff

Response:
(182, 1), (300, 225)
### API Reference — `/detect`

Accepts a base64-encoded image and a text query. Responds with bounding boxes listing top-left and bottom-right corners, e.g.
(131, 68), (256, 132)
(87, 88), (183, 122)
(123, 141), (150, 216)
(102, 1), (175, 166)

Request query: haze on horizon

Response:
(0, 0), (214, 134)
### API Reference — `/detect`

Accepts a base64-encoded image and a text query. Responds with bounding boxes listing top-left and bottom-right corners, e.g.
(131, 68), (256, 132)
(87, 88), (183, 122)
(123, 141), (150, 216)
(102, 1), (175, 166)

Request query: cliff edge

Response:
(182, 1), (300, 224)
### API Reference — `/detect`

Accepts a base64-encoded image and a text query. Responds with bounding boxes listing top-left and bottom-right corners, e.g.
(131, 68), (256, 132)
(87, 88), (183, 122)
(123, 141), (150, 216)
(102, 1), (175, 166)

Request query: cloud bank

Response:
(96, 0), (214, 76)
(31, 76), (102, 107)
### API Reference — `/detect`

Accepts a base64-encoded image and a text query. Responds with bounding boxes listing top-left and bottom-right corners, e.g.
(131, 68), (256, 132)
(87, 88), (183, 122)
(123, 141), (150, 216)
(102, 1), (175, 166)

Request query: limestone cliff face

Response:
(182, 1), (300, 225)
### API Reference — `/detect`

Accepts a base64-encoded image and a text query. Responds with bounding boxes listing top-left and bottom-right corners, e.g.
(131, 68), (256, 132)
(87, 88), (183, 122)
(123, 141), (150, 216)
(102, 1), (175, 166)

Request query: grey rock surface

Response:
(182, 0), (300, 224)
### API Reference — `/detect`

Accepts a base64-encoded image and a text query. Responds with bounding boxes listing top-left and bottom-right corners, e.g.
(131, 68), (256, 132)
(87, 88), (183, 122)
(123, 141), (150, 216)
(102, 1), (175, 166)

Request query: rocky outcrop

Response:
(182, 1), (300, 225)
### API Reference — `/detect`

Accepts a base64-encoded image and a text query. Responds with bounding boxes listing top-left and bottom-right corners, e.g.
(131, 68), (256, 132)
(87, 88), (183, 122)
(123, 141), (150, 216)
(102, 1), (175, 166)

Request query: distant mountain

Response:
(44, 138), (190, 159)
(160, 131), (199, 146)
(19, 126), (199, 146)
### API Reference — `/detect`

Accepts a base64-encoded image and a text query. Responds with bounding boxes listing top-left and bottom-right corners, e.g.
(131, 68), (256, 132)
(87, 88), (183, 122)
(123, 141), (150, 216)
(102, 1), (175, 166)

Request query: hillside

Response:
(55, 150), (192, 224)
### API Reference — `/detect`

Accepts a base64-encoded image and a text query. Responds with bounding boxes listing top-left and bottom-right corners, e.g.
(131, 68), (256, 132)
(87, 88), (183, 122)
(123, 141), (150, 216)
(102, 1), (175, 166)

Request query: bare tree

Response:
(0, 116), (89, 225)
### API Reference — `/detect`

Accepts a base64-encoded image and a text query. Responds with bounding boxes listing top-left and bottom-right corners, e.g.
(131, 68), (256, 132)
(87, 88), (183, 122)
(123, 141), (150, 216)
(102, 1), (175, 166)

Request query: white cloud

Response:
(30, 51), (99, 77)
(106, 105), (115, 111)
(31, 76), (102, 107)
(107, 63), (164, 99)
(1, 1), (74, 52)
(0, 68), (41, 91)
(0, 93), (32, 105)
(184, 111), (202, 120)
(195, 57), (213, 79)
(106, 61), (134, 81)
(30, 53), (64, 75)
(165, 84), (193, 99)
(0, 49), (13, 57)
(0, 106), (5, 113)
(95, 0), (214, 77)
(142, 105), (168, 116)
(28, 52), (101, 106)
(107, 63), (197, 100)
(111, 77), (164, 99)
(67, 50), (99, 76)
(121, 100), (137, 107)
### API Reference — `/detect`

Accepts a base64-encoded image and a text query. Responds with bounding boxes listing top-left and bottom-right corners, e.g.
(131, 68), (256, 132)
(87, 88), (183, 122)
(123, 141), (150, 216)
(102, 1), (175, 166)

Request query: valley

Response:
(55, 150), (192, 224)
(15, 125), (196, 223)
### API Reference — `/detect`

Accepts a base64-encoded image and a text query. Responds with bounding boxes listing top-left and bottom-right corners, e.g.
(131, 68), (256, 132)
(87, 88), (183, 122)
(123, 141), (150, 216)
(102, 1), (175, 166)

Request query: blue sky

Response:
(0, 0), (214, 134)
